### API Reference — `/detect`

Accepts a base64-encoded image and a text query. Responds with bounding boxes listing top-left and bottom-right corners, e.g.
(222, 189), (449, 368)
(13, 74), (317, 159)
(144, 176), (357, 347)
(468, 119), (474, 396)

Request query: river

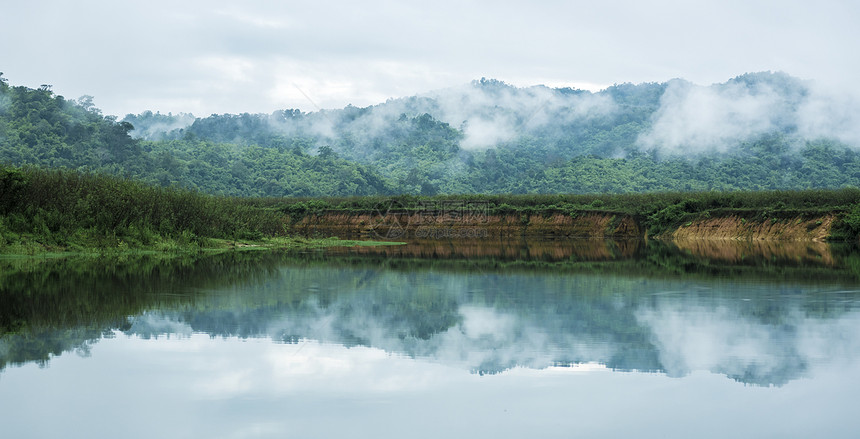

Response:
(1, 239), (859, 438)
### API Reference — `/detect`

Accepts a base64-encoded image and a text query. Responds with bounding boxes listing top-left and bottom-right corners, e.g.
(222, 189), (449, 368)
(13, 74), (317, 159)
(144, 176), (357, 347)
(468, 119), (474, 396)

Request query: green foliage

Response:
(0, 80), (391, 197)
(4, 73), (860, 199)
(646, 200), (702, 236)
(0, 164), (285, 252)
(267, 188), (860, 240)
(831, 203), (860, 240)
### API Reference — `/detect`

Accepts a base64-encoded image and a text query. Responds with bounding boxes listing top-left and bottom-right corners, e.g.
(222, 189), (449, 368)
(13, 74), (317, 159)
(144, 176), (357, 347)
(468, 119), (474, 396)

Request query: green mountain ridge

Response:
(2, 71), (860, 196)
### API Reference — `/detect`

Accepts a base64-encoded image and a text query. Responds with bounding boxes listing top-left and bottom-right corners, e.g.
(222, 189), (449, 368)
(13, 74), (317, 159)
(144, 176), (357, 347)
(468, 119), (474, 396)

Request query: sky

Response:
(1, 0), (858, 118)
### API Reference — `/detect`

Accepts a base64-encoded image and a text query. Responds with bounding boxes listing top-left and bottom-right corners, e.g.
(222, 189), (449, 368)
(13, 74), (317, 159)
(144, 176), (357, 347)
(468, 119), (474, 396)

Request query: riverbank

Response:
(4, 165), (860, 255)
(1, 165), (405, 256)
(278, 191), (859, 241)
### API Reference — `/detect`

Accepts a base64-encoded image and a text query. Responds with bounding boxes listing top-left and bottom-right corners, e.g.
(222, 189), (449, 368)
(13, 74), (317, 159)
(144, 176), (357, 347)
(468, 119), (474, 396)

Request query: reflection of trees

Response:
(124, 267), (856, 386)
(2, 244), (860, 386)
(129, 266), (860, 385)
(0, 252), (289, 371)
(0, 326), (115, 371)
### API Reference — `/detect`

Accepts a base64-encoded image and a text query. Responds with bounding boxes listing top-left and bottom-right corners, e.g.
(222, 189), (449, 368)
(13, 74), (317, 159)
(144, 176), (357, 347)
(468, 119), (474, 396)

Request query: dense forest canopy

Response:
(2, 71), (860, 196)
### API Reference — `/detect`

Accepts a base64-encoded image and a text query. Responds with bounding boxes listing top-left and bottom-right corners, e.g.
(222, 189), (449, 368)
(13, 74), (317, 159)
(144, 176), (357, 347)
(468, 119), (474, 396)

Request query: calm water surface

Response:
(2, 240), (860, 438)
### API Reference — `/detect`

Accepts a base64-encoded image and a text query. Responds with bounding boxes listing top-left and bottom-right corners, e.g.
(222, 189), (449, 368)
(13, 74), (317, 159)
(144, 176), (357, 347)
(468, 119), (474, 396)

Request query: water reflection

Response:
(672, 237), (835, 265)
(638, 293), (860, 385)
(3, 240), (860, 387)
(337, 237), (642, 261)
(120, 270), (860, 385)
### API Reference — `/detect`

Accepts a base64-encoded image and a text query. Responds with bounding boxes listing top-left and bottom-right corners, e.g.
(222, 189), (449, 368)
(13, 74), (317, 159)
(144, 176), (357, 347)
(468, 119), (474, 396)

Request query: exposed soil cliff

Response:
(670, 214), (834, 242)
(287, 210), (840, 243)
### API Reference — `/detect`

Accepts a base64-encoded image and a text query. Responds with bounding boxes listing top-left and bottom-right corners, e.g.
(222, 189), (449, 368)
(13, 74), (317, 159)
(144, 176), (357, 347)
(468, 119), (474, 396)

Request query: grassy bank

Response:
(0, 165), (401, 255)
(4, 164), (860, 254)
(272, 190), (860, 240)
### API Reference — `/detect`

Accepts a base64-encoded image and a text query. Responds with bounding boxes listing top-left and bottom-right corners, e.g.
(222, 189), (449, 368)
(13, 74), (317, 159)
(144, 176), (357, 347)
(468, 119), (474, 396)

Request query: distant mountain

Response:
(0, 73), (390, 197)
(129, 71), (826, 156)
(3, 71), (860, 196)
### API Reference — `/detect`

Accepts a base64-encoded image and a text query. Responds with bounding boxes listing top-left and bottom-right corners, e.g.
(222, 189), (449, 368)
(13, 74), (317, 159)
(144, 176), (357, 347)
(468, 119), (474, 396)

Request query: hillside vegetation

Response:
(3, 72), (860, 197)
(0, 164), (284, 252)
(4, 161), (860, 255)
(273, 189), (860, 239)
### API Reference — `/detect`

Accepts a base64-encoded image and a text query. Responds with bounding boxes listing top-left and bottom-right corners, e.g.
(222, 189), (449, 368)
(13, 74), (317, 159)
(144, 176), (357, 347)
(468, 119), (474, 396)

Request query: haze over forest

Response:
(3, 71), (860, 196)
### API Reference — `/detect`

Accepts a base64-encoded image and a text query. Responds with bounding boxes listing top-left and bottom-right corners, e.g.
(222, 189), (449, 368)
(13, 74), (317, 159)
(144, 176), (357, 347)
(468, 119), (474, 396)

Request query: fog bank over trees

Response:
(4, 71), (860, 196)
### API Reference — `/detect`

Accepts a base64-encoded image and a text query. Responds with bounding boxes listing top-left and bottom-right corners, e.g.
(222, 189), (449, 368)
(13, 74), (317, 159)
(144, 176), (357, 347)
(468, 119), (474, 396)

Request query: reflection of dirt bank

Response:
(288, 211), (641, 239)
(334, 238), (642, 262)
(333, 236), (843, 269)
(672, 238), (835, 266)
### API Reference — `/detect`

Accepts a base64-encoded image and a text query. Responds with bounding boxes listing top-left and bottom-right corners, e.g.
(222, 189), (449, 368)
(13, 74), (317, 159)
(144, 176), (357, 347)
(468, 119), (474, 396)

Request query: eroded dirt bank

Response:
(287, 210), (840, 242)
(670, 214), (835, 242)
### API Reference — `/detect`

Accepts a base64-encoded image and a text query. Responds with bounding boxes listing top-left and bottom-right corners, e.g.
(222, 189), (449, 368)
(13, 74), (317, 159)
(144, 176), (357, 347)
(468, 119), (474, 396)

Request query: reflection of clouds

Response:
(0, 340), (9, 359)
(125, 293), (860, 387)
(183, 337), (607, 399)
(796, 313), (860, 367)
(459, 306), (516, 340)
(266, 342), (447, 394)
(5, 330), (860, 439)
(636, 300), (860, 385)
(432, 307), (616, 374)
(258, 300), (616, 374)
(129, 312), (194, 339)
(116, 266), (860, 386)
(636, 304), (790, 379)
(158, 335), (463, 397)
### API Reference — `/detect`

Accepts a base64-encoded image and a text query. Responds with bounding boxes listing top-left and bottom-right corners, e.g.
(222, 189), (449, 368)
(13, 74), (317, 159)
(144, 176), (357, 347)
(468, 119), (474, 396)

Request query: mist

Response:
(128, 77), (617, 152)
(0, 92), (9, 114)
(422, 80), (617, 150)
(795, 82), (860, 146)
(636, 79), (791, 154)
(129, 72), (860, 160)
(0, 81), (9, 143)
(124, 111), (196, 141)
(637, 72), (860, 155)
(112, 71), (860, 195)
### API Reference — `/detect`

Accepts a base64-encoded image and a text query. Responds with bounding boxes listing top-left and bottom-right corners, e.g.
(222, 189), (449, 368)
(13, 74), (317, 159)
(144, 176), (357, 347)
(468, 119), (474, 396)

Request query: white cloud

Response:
(1, 0), (858, 117)
(796, 83), (860, 146)
(637, 75), (860, 154)
(637, 79), (787, 154)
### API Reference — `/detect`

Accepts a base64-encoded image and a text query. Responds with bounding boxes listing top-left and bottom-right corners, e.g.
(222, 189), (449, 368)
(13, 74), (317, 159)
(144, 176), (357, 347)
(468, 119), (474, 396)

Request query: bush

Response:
(0, 165), (286, 250)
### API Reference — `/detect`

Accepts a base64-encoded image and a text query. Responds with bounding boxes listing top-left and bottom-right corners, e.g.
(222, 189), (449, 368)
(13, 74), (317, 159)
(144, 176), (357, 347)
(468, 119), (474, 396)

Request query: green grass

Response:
(0, 164), (403, 256)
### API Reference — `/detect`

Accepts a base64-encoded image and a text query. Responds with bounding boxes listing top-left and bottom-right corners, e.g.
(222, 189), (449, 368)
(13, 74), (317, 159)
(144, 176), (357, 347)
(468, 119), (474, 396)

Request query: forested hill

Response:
(3, 71), (860, 196)
(0, 73), (388, 196)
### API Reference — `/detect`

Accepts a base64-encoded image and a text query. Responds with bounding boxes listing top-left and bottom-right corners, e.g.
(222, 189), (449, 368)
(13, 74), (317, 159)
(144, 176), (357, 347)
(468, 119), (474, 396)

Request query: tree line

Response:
(3, 71), (860, 198)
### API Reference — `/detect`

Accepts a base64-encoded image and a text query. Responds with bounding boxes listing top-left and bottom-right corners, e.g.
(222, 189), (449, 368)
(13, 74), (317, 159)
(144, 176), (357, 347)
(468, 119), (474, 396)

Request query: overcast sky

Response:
(1, 0), (857, 117)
